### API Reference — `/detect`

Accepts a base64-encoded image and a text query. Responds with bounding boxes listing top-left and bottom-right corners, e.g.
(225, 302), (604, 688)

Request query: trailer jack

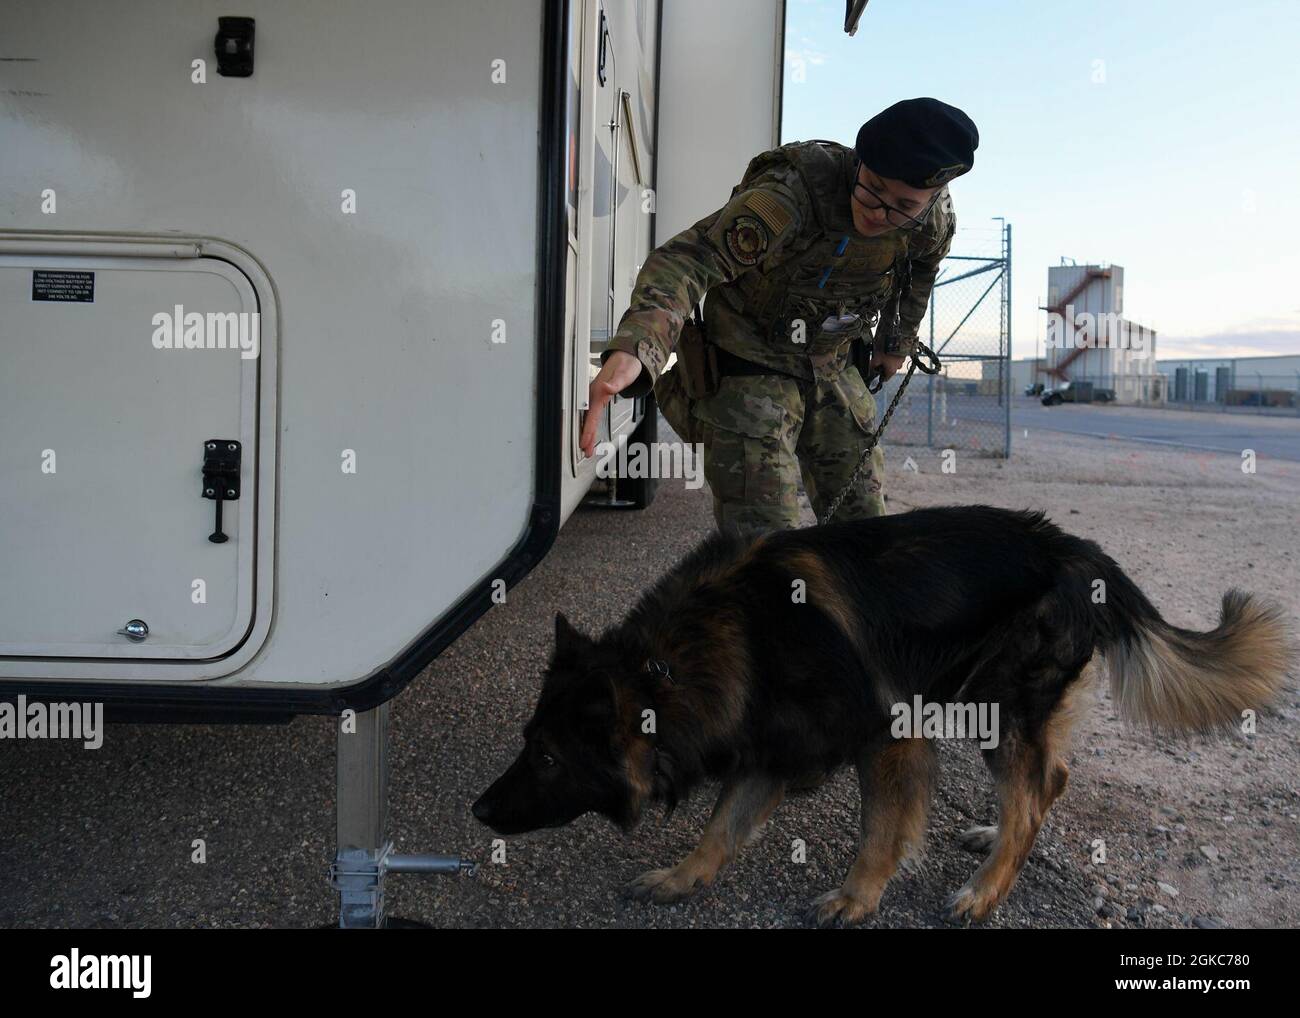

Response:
(330, 702), (475, 928)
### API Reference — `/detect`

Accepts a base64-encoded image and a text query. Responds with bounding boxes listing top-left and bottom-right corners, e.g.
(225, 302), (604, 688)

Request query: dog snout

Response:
(471, 793), (494, 823)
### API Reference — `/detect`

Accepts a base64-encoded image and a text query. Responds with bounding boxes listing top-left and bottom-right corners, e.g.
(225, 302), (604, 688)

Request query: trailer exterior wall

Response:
(653, 0), (784, 245)
(0, 0), (558, 701)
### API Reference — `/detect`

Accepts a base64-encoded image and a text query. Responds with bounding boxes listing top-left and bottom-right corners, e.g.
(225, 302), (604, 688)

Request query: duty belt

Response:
(713, 345), (806, 381)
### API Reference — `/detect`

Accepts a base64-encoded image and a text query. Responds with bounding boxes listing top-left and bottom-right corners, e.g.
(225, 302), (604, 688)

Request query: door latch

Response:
(597, 9), (609, 86)
(214, 16), (255, 77)
(202, 440), (241, 544)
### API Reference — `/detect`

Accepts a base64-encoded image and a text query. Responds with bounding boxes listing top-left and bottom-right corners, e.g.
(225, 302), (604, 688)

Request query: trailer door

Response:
(0, 252), (266, 662)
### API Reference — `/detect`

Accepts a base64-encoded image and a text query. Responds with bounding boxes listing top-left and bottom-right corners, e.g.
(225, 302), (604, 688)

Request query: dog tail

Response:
(1079, 544), (1293, 732)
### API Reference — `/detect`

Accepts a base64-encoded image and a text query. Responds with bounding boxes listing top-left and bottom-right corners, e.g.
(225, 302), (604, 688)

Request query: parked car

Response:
(1041, 380), (1117, 405)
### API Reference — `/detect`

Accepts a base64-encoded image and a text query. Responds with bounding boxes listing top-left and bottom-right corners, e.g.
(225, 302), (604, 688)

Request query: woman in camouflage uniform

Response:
(580, 98), (978, 534)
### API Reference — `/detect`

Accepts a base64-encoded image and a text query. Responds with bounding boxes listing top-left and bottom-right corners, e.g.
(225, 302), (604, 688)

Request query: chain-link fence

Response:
(874, 222), (1011, 457)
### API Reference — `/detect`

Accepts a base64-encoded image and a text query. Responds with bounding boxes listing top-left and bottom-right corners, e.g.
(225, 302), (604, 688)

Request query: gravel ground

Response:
(1, 414), (1297, 929)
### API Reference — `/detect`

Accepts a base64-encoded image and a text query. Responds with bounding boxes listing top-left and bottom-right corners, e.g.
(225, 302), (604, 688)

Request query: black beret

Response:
(855, 98), (979, 189)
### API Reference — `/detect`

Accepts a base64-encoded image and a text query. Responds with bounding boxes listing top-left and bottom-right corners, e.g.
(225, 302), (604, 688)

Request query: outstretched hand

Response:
(579, 350), (644, 458)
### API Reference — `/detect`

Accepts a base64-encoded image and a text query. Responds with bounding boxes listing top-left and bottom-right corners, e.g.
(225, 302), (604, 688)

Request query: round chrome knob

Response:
(116, 619), (149, 642)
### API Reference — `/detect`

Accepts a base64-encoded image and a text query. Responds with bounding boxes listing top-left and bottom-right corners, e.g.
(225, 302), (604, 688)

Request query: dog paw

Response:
(957, 825), (998, 854)
(625, 867), (703, 904)
(808, 888), (879, 928)
(947, 882), (1000, 923)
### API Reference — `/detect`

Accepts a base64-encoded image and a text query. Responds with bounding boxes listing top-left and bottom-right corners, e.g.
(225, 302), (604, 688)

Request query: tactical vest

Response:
(707, 141), (915, 375)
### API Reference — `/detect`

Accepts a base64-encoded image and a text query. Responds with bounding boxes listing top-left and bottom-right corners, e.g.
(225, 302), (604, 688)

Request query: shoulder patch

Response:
(724, 216), (769, 267)
(744, 190), (792, 236)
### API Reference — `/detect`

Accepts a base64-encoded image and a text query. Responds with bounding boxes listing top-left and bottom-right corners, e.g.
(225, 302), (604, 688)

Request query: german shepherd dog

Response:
(473, 506), (1291, 925)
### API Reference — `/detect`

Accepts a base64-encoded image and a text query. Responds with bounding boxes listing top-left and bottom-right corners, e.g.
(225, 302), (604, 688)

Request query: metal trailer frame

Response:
(330, 703), (474, 928)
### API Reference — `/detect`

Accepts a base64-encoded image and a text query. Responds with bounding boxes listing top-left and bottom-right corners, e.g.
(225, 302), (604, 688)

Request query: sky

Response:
(781, 0), (1300, 361)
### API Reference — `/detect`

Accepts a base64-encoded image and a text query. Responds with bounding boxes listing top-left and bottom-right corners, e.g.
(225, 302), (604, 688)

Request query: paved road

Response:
(1010, 398), (1300, 462)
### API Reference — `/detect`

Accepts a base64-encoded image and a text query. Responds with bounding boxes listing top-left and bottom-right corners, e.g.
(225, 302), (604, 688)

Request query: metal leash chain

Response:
(817, 341), (941, 526)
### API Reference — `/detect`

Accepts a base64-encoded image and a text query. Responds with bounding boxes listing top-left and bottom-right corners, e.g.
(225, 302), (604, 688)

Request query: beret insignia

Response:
(724, 215), (769, 267)
(923, 163), (967, 188)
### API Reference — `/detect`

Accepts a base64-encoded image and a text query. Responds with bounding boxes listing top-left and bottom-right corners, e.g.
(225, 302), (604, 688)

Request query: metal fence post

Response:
(1004, 222), (1012, 458)
(927, 288), (936, 447)
(886, 223), (1012, 455)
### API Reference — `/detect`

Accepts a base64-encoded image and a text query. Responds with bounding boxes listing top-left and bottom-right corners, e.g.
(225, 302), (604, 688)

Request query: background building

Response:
(1155, 354), (1300, 408)
(1040, 262), (1160, 402)
(1002, 357), (1047, 393)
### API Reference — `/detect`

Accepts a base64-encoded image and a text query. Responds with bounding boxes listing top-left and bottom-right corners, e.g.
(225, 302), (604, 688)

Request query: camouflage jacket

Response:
(603, 140), (955, 398)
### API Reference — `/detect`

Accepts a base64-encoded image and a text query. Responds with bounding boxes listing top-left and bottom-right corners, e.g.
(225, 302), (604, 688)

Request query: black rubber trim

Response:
(775, 0), (787, 142)
(0, 0), (569, 722)
(649, 0), (664, 248)
(632, 0), (664, 428)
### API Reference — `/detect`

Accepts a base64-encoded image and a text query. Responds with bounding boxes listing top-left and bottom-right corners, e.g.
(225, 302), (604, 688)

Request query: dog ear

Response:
(554, 611), (591, 660)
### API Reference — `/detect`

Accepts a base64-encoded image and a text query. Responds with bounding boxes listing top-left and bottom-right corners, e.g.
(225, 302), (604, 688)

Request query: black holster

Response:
(676, 304), (720, 399)
(852, 335), (874, 381)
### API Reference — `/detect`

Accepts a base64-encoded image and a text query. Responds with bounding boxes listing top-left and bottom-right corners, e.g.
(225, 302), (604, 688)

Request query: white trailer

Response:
(0, 0), (866, 925)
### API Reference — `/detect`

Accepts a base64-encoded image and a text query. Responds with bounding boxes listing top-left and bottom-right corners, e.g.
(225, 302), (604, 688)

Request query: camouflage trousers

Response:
(655, 348), (885, 534)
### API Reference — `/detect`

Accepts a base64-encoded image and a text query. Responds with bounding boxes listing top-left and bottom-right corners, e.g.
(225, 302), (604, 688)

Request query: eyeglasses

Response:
(851, 160), (940, 232)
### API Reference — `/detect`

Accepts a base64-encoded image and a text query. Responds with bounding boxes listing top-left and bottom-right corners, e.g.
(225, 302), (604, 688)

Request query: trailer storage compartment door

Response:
(0, 252), (266, 662)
